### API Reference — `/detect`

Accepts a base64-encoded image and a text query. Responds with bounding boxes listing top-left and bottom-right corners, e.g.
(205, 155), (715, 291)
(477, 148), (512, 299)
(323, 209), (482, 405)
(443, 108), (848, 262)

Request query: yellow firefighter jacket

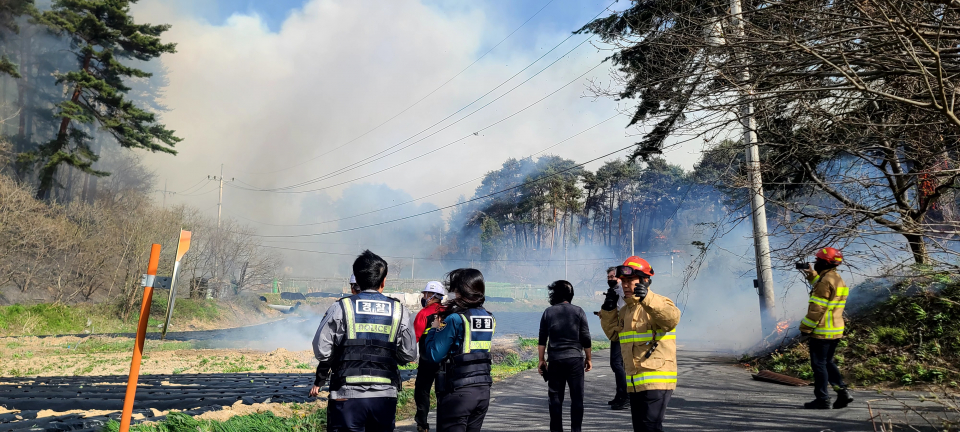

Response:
(799, 267), (848, 339)
(600, 289), (681, 392)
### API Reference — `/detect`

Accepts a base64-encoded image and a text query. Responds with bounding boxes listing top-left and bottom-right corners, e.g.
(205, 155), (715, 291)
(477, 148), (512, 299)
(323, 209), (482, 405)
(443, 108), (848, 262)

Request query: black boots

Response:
(804, 399), (831, 409)
(610, 395), (630, 410)
(833, 389), (854, 409)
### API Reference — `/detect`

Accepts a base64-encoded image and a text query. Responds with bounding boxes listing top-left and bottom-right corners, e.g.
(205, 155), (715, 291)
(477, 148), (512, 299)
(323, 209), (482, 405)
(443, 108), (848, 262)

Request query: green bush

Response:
(753, 280), (960, 388)
(871, 326), (909, 345)
(0, 303), (88, 335)
(517, 336), (538, 349)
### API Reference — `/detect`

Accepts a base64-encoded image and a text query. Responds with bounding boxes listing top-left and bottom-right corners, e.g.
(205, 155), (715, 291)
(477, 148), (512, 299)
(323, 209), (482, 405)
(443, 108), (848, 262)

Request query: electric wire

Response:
(241, 142), (637, 238)
(259, 244), (621, 264)
(237, 2), (614, 192)
(228, 58), (605, 195)
(173, 178), (211, 195)
(242, 0), (559, 176)
(179, 183), (220, 197)
(225, 113), (621, 228)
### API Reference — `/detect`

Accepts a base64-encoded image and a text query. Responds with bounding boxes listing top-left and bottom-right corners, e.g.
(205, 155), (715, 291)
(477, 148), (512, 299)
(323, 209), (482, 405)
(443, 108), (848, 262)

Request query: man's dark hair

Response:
(607, 266), (617, 274)
(352, 250), (388, 290)
(547, 280), (575, 305)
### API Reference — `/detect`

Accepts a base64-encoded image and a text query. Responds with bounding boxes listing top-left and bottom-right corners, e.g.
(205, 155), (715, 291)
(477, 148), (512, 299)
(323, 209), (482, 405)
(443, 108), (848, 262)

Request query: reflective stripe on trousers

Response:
(627, 371), (677, 386)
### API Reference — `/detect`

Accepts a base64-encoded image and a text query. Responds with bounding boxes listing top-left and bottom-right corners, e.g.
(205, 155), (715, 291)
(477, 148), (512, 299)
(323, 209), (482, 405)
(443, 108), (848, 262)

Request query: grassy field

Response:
(751, 280), (960, 388)
(0, 295), (279, 337)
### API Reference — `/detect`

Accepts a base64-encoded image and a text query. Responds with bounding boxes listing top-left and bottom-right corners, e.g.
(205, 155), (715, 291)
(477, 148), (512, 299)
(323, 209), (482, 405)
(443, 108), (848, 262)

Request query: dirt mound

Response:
(195, 399), (327, 422)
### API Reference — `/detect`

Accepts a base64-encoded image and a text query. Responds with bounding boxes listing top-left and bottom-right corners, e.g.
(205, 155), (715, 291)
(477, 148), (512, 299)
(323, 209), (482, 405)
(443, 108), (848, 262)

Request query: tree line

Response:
(574, 0), (960, 273)
(0, 1), (283, 314)
(440, 154), (731, 282)
(0, 171), (280, 316)
(0, 0), (179, 202)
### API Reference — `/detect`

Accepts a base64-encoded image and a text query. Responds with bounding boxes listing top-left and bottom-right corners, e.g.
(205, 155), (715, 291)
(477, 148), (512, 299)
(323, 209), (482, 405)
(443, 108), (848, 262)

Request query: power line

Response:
(228, 59), (605, 195)
(179, 183), (220, 197)
(237, 3), (614, 192)
(240, 142), (637, 238)
(259, 244), (621, 263)
(174, 178), (211, 195)
(226, 113), (621, 228)
(243, 0), (558, 176)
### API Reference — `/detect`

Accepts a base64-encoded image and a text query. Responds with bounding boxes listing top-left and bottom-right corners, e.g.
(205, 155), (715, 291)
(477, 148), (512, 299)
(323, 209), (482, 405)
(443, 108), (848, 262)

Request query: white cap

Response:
(349, 274), (356, 284)
(423, 281), (445, 296)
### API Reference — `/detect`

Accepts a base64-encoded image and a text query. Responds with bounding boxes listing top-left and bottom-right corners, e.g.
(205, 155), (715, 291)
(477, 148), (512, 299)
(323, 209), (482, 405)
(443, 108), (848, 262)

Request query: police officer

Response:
(424, 268), (495, 432)
(310, 275), (362, 398)
(413, 281), (446, 432)
(312, 250), (418, 431)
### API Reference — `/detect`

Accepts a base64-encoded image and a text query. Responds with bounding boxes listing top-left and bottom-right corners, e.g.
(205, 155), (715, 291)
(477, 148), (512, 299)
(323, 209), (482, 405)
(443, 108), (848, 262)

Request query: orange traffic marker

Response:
(119, 243), (161, 432)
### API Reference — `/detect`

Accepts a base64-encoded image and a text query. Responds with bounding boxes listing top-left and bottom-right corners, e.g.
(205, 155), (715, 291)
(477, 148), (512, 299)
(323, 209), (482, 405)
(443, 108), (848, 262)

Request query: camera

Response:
(795, 262), (810, 270)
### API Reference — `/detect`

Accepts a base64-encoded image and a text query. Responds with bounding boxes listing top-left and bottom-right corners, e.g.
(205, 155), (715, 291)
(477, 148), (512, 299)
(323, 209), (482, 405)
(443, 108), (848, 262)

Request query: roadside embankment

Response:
(748, 280), (960, 390)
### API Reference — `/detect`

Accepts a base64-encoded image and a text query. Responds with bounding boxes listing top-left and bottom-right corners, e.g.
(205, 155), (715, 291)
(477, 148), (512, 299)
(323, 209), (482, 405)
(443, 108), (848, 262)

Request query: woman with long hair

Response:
(423, 268), (495, 432)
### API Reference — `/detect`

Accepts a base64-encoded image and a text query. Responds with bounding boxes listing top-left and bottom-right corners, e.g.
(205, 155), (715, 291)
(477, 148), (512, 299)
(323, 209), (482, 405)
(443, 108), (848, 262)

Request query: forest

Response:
(0, 0), (278, 313)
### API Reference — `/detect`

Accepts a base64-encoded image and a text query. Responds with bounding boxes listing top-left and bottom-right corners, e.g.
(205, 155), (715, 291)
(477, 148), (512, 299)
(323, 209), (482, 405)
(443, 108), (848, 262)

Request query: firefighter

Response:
(600, 256), (680, 432)
(799, 247), (854, 410)
(423, 268), (495, 432)
(413, 281), (446, 432)
(312, 250), (418, 431)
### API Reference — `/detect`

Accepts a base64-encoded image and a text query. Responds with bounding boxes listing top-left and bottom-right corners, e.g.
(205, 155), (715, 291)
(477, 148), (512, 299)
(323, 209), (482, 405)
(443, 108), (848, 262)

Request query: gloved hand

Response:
(797, 333), (811, 344)
(634, 280), (650, 302)
(312, 366), (328, 396)
(601, 288), (619, 311)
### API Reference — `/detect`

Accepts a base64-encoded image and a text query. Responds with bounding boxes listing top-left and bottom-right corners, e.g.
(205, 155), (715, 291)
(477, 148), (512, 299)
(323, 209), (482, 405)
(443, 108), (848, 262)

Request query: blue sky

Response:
(189, 0), (616, 48)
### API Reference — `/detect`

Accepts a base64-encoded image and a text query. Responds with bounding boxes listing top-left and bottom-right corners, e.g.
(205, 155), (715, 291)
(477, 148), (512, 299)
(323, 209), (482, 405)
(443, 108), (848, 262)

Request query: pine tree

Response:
(30, 0), (180, 200)
(0, 0), (35, 78)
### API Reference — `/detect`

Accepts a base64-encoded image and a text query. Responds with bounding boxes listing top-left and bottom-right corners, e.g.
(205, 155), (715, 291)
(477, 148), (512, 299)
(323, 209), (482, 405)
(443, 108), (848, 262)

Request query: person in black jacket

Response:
(538, 280), (592, 432)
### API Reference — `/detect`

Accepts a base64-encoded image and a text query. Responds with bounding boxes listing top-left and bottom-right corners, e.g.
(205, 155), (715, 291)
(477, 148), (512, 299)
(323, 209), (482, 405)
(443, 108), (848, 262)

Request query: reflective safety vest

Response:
(330, 291), (404, 390)
(438, 308), (496, 392)
(619, 328), (678, 388)
(800, 268), (848, 339)
(599, 290), (681, 393)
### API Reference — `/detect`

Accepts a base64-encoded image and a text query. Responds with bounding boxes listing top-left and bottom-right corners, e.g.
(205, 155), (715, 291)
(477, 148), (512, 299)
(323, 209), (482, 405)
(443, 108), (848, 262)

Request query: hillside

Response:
(750, 280), (960, 389)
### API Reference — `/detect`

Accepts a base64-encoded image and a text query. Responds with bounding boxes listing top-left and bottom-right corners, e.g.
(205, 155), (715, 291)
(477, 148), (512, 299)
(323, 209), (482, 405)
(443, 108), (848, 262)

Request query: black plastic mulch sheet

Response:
(0, 370), (417, 432)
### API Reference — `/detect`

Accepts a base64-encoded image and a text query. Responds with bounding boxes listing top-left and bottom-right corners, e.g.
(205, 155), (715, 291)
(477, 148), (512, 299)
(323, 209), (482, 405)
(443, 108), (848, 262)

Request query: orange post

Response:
(119, 244), (161, 432)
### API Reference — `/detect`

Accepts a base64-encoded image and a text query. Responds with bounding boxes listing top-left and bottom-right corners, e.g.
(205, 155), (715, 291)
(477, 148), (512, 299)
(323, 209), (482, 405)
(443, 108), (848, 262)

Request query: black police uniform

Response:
(327, 291), (405, 431)
(428, 308), (496, 432)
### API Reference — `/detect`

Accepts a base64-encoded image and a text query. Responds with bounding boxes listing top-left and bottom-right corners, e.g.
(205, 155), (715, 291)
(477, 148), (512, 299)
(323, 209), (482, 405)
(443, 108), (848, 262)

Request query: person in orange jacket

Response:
(799, 247), (853, 410)
(599, 256), (680, 432)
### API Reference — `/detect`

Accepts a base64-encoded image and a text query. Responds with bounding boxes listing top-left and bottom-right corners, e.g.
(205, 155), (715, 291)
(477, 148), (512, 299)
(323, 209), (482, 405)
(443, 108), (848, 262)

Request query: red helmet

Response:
(815, 247), (843, 265)
(617, 256), (654, 277)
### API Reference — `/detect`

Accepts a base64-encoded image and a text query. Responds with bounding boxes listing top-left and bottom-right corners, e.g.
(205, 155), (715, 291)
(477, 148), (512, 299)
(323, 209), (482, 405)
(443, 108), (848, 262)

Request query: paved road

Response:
(399, 349), (944, 431)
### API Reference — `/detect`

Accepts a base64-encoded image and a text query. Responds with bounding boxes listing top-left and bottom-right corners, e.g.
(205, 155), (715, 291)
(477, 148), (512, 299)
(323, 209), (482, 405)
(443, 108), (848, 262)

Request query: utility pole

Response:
(206, 165), (233, 299)
(412, 256), (415, 280)
(207, 165), (234, 228)
(731, 0), (777, 338)
(631, 225), (635, 256)
(155, 180), (175, 208)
